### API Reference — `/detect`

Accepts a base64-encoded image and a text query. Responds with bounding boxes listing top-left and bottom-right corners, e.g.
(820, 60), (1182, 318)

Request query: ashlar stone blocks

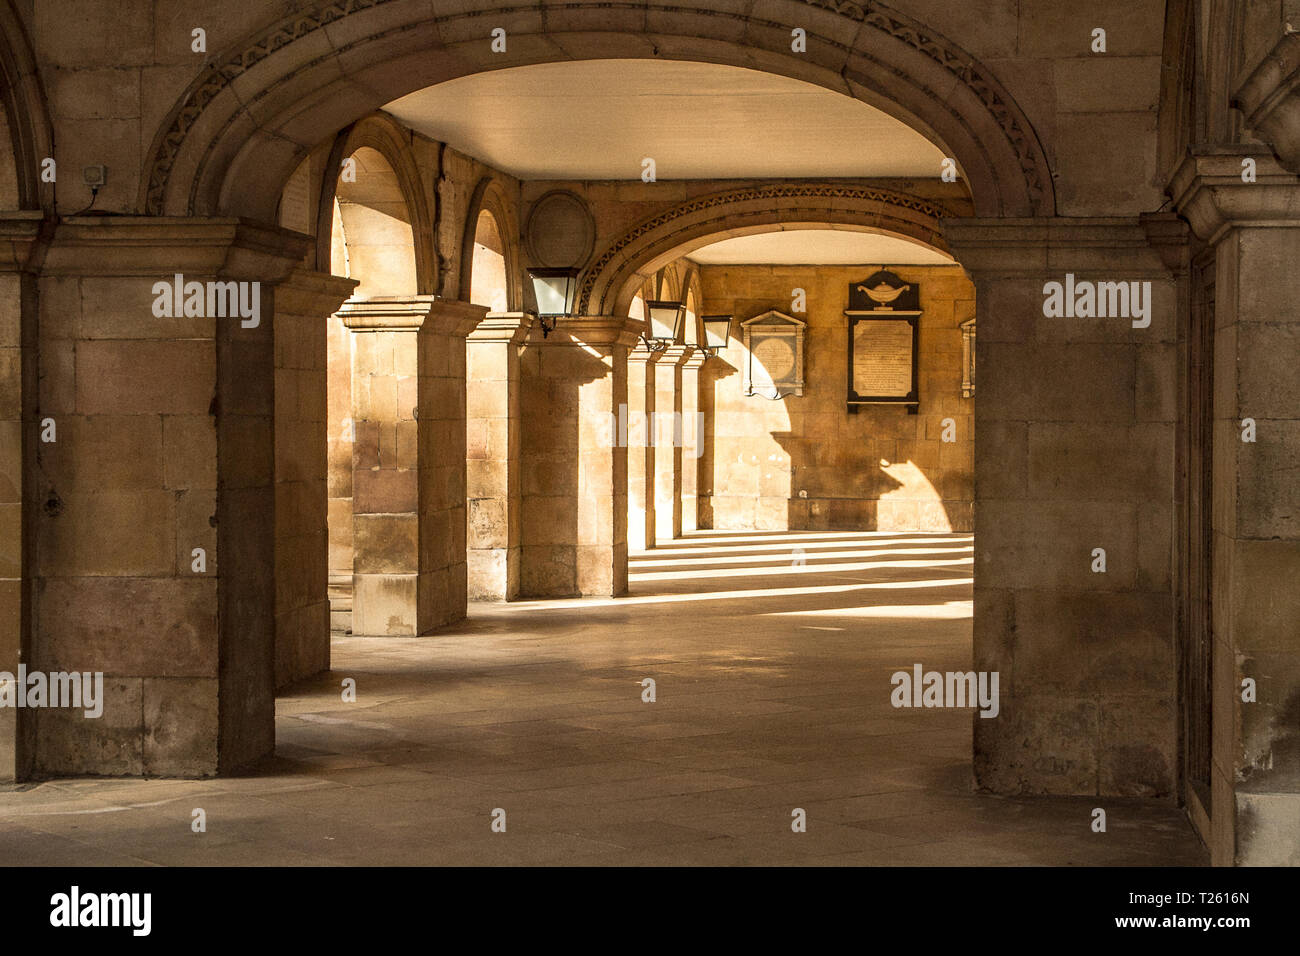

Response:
(520, 316), (640, 597)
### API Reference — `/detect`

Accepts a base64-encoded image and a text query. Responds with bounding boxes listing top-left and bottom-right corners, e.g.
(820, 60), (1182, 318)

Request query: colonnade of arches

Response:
(0, 0), (1296, 866)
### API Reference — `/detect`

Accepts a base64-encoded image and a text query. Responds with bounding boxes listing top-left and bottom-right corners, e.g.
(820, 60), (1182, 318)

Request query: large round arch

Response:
(580, 181), (956, 316)
(140, 0), (1053, 222)
(0, 0), (52, 213)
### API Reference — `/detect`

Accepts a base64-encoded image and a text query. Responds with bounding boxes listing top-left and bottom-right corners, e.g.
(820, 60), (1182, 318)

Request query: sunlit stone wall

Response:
(699, 264), (974, 533)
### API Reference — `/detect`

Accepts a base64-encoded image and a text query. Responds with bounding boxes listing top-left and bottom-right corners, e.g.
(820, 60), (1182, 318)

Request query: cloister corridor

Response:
(0, 532), (1204, 867)
(6, 0), (1300, 887)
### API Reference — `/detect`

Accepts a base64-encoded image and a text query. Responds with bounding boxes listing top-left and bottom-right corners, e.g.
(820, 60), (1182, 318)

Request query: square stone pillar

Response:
(326, 309), (355, 633)
(338, 296), (483, 634)
(943, 217), (1181, 801)
(680, 349), (707, 533)
(466, 311), (533, 601)
(520, 316), (641, 597)
(0, 213), (40, 782)
(1171, 148), (1300, 865)
(627, 345), (658, 550)
(654, 346), (692, 541)
(29, 217), (309, 777)
(272, 270), (356, 688)
(338, 297), (427, 636)
(417, 298), (486, 630)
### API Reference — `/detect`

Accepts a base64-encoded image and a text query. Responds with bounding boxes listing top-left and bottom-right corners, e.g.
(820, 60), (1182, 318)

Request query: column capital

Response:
(1167, 146), (1300, 243)
(0, 210), (45, 272)
(658, 345), (695, 367)
(1234, 32), (1300, 175)
(339, 295), (486, 337)
(275, 269), (358, 317)
(427, 298), (489, 339)
(629, 343), (662, 365)
(682, 348), (708, 370)
(528, 315), (643, 350)
(941, 216), (1178, 279)
(337, 295), (436, 331)
(468, 309), (535, 345)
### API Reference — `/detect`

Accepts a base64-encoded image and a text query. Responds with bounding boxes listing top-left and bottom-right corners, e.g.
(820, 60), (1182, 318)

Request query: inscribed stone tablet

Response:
(853, 321), (912, 396)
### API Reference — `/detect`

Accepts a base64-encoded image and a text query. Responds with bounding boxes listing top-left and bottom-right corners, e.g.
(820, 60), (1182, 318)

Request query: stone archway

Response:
(0, 0), (53, 214)
(460, 176), (523, 312)
(139, 0), (1054, 223)
(316, 113), (436, 295)
(580, 181), (955, 316)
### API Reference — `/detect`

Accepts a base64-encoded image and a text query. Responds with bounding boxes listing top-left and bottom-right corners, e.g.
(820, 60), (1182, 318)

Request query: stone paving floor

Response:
(0, 531), (1207, 866)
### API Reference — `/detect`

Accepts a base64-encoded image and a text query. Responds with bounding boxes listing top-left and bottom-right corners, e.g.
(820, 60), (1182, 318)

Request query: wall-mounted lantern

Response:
(643, 299), (685, 352)
(527, 267), (580, 338)
(701, 314), (733, 354)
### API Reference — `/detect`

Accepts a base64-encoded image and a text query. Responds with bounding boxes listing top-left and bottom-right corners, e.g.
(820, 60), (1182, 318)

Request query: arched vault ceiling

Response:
(384, 60), (948, 181)
(688, 229), (955, 266)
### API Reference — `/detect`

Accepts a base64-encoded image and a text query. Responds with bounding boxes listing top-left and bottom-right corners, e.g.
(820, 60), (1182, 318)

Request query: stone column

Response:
(1170, 148), (1300, 865)
(0, 212), (40, 782)
(272, 269), (356, 688)
(520, 316), (640, 597)
(338, 295), (483, 635)
(29, 216), (309, 777)
(944, 217), (1181, 800)
(654, 345), (692, 541)
(680, 349), (707, 533)
(466, 311), (533, 601)
(626, 345), (658, 550)
(326, 309), (354, 633)
(417, 298), (486, 631)
(338, 297), (426, 636)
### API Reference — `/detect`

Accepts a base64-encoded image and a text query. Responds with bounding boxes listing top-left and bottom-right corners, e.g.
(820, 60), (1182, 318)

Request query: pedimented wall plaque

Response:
(845, 270), (920, 413)
(741, 310), (806, 399)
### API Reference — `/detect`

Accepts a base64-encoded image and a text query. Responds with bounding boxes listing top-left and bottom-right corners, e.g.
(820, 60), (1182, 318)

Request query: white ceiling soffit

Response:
(688, 230), (955, 266)
(384, 60), (948, 181)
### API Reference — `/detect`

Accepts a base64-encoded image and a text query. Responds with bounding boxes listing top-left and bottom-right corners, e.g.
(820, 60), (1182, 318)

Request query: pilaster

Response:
(943, 216), (1181, 801)
(1170, 150), (1300, 865)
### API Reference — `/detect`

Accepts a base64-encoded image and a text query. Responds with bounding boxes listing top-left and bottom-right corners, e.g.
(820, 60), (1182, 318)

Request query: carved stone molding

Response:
(1167, 146), (1300, 243)
(802, 0), (1050, 208)
(942, 216), (1187, 279)
(580, 182), (953, 315)
(1234, 32), (1300, 175)
(142, 0), (1053, 220)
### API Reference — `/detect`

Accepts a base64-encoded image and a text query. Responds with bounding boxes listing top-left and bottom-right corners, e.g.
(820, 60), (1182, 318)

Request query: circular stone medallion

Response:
(524, 190), (596, 268)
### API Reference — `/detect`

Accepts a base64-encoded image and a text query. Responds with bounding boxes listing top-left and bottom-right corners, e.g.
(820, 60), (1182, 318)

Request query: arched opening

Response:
(468, 209), (508, 313)
(324, 142), (424, 638)
(331, 146), (419, 297)
(5, 0), (1229, 869)
(145, 5), (1053, 222)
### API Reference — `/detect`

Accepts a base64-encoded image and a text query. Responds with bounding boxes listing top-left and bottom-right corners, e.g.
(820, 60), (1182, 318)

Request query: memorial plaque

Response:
(845, 269), (920, 411)
(852, 320), (913, 397)
(741, 310), (806, 398)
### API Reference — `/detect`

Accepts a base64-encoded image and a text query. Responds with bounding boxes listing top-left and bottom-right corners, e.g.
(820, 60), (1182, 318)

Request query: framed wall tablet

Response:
(845, 269), (920, 413)
(960, 316), (976, 398)
(741, 310), (806, 399)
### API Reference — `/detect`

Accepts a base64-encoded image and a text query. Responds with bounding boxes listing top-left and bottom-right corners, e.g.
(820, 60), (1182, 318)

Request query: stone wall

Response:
(698, 264), (974, 533)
